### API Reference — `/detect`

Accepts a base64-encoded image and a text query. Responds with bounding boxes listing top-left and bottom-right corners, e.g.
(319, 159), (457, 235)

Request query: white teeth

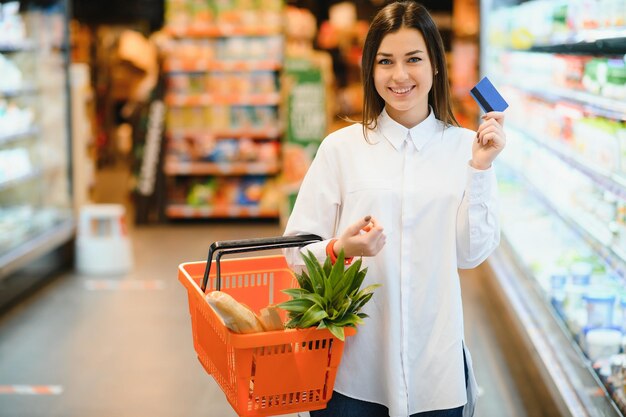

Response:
(391, 87), (412, 94)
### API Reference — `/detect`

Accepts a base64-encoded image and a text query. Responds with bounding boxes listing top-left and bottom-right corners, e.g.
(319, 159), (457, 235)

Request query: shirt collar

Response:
(377, 107), (439, 152)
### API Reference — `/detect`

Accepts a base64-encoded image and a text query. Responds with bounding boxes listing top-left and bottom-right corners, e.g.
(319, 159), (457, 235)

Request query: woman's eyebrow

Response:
(376, 49), (424, 57)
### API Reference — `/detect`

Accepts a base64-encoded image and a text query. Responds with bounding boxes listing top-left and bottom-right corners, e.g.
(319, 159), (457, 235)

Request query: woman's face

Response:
(373, 27), (433, 128)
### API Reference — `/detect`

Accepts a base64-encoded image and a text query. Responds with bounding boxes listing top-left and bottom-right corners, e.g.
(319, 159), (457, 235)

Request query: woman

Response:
(284, 2), (506, 416)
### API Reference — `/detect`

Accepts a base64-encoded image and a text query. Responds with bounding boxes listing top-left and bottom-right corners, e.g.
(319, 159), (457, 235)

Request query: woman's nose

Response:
(392, 63), (408, 81)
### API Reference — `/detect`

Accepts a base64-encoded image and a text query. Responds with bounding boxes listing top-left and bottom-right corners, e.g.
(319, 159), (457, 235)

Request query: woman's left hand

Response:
(471, 111), (506, 170)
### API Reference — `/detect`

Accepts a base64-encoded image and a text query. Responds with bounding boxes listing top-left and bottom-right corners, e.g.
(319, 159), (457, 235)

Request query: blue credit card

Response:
(470, 77), (509, 113)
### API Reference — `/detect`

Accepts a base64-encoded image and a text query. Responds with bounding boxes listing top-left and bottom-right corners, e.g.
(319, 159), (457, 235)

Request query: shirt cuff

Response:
(465, 162), (497, 204)
(297, 240), (331, 264)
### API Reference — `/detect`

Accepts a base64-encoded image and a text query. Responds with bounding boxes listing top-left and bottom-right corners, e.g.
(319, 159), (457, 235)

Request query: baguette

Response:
(205, 291), (264, 334)
(258, 305), (284, 331)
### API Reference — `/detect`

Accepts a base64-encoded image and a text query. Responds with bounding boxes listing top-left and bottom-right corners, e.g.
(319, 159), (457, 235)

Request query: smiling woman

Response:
(282, 2), (507, 416)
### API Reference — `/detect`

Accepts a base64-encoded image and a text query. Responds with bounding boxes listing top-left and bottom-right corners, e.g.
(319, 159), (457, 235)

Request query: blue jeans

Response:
(310, 351), (468, 417)
(309, 391), (463, 417)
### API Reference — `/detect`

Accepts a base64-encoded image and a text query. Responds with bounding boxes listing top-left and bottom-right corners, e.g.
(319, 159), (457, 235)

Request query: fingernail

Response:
(364, 215), (371, 222)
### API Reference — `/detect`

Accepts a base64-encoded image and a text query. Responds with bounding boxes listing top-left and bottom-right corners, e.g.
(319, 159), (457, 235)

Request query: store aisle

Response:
(0, 217), (534, 416)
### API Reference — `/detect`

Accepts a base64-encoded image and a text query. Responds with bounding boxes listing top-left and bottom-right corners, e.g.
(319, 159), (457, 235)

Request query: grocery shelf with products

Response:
(161, 0), (284, 219)
(481, 0), (626, 415)
(0, 0), (73, 279)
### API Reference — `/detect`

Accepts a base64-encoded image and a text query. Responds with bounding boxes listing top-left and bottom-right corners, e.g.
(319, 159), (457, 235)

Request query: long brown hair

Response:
(361, 1), (458, 137)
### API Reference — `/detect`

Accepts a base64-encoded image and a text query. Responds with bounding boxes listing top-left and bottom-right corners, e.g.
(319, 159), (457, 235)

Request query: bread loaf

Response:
(205, 291), (264, 334)
(258, 305), (284, 331)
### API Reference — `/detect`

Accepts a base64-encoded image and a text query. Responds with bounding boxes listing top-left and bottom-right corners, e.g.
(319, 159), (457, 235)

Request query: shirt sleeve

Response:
(283, 140), (342, 269)
(456, 163), (501, 269)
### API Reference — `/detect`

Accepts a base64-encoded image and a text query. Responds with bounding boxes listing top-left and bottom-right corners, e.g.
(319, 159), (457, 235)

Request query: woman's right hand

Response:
(334, 215), (386, 258)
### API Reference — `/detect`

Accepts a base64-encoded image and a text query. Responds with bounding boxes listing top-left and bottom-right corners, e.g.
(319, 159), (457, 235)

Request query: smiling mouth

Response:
(389, 86), (414, 95)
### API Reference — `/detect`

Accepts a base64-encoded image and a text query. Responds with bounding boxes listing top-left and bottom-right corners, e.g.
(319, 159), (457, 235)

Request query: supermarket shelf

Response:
(529, 35), (626, 55)
(561, 28), (626, 43)
(0, 216), (74, 280)
(0, 40), (37, 53)
(507, 83), (626, 121)
(502, 163), (626, 280)
(0, 170), (42, 192)
(167, 128), (281, 140)
(165, 204), (279, 219)
(164, 160), (279, 176)
(0, 126), (39, 145)
(164, 59), (282, 73)
(0, 84), (38, 98)
(487, 236), (624, 417)
(509, 125), (626, 200)
(165, 92), (280, 107)
(164, 25), (282, 38)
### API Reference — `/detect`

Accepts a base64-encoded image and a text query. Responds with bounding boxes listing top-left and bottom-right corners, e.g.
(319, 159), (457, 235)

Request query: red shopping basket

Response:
(178, 235), (356, 417)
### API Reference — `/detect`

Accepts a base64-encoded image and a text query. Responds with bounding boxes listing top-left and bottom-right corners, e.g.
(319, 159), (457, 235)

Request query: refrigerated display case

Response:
(0, 0), (73, 279)
(481, 0), (626, 415)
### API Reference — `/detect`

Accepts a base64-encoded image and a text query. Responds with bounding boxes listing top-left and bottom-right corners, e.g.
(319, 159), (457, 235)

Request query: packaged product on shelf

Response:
(553, 54), (593, 90)
(0, 2), (26, 45)
(572, 117), (621, 171)
(208, 72), (226, 95)
(186, 179), (216, 207)
(166, 73), (191, 93)
(604, 59), (626, 100)
(188, 73), (206, 95)
(0, 54), (22, 90)
(238, 176), (265, 205)
(176, 135), (206, 161)
(211, 105), (230, 131)
(0, 148), (31, 183)
(584, 327), (623, 361)
(167, 106), (185, 130)
(583, 291), (616, 328)
(187, 106), (206, 130)
(209, 138), (238, 162)
(253, 71), (276, 94)
(236, 73), (254, 95)
(237, 138), (256, 161)
(214, 178), (240, 207)
(231, 106), (251, 130)
(0, 100), (34, 135)
(164, 39), (214, 69)
(252, 106), (275, 130)
(549, 266), (568, 316)
(256, 141), (278, 163)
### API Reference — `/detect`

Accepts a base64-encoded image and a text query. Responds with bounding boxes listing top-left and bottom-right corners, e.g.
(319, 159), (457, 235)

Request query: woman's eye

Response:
(408, 57), (421, 63)
(378, 58), (391, 65)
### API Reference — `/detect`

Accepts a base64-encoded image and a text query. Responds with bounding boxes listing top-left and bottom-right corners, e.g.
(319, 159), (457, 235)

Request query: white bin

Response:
(75, 204), (133, 275)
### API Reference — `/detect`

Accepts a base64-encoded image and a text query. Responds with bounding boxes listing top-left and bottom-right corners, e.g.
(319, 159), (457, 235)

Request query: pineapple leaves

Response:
(299, 304), (329, 328)
(295, 270), (314, 293)
(278, 249), (380, 339)
(282, 288), (309, 298)
(302, 251), (326, 295)
(325, 322), (345, 341)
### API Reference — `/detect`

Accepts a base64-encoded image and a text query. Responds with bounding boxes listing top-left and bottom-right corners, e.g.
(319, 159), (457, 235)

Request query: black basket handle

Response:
(201, 234), (322, 292)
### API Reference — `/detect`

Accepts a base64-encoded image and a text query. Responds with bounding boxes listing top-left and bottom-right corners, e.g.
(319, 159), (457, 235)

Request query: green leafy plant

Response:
(277, 250), (380, 341)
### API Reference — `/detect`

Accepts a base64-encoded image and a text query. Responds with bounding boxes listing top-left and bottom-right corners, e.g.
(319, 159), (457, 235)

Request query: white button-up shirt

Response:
(284, 108), (500, 416)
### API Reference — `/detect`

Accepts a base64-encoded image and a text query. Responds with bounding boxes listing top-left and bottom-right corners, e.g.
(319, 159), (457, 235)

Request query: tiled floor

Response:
(0, 165), (534, 417)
